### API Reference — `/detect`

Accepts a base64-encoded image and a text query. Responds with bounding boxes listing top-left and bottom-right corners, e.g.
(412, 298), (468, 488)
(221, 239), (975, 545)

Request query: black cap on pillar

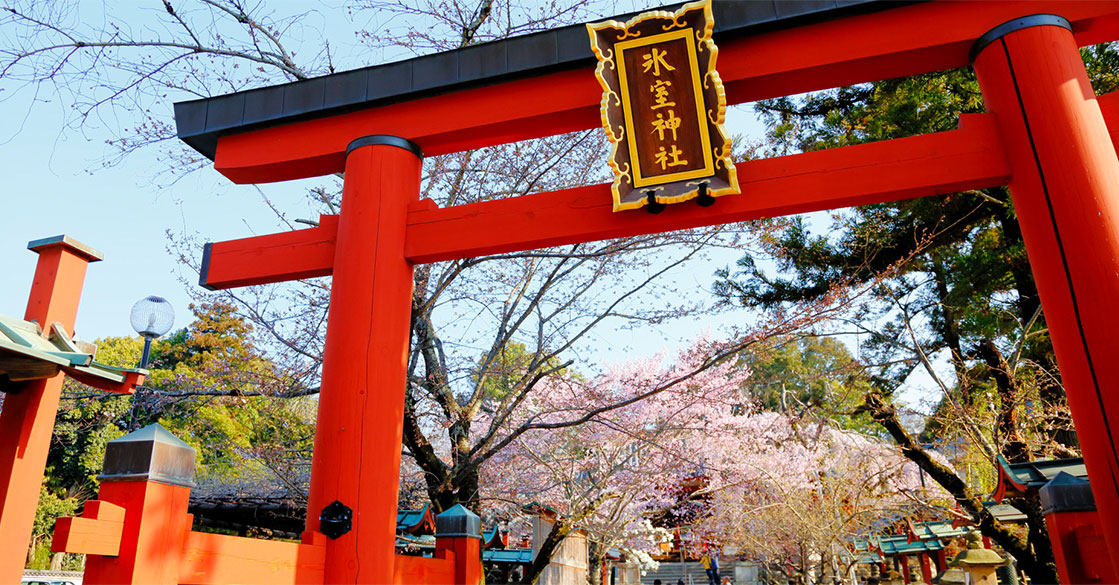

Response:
(1040, 471), (1096, 515)
(436, 504), (482, 539)
(98, 423), (196, 488)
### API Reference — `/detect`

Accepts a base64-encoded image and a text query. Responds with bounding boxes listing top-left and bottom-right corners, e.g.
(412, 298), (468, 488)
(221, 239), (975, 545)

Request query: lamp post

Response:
(130, 295), (174, 368)
(128, 296), (174, 430)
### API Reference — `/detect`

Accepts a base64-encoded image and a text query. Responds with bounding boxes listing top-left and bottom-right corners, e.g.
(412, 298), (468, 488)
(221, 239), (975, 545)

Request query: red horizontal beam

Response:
(200, 215), (338, 290)
(404, 113), (1009, 262)
(178, 531), (325, 585)
(393, 553), (455, 585)
(52, 501), (126, 557)
(212, 1), (1119, 184)
(200, 113), (1010, 288)
(65, 368), (144, 394)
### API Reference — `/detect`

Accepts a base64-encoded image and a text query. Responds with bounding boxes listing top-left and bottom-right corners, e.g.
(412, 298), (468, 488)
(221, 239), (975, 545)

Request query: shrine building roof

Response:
(397, 503), (436, 535)
(483, 548), (534, 564)
(874, 534), (945, 556)
(174, 0), (907, 161)
(907, 520), (970, 542)
(992, 456), (1087, 501)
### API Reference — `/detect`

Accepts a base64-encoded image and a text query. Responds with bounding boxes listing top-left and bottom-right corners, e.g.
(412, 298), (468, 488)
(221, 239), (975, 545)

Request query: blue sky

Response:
(0, 0), (744, 348)
(0, 0), (951, 413)
(0, 1), (949, 409)
(0, 85), (322, 343)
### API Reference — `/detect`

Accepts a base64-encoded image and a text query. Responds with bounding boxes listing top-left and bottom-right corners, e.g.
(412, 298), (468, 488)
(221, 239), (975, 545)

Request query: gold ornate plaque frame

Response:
(588, 0), (739, 212)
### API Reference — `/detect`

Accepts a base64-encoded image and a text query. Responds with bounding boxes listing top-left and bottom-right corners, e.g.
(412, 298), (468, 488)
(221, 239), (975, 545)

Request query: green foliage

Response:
(474, 340), (575, 402)
(33, 486), (77, 538)
(49, 337), (139, 493)
(39, 300), (316, 567)
(740, 336), (878, 433)
(26, 486), (79, 571)
(1085, 44), (1119, 95)
(716, 66), (1041, 383)
(715, 46), (1119, 466)
(138, 301), (315, 482)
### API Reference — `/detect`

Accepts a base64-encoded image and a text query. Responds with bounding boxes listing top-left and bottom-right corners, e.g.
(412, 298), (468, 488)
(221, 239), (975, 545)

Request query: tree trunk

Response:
(1015, 490), (1058, 583)
(931, 259), (970, 403)
(526, 519), (569, 585)
(975, 338), (1030, 463)
(588, 541), (604, 585)
(525, 494), (614, 585)
(862, 393), (1060, 583)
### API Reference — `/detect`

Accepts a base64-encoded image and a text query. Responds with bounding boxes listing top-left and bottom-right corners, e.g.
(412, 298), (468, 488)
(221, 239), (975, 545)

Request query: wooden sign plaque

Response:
(588, 0), (739, 212)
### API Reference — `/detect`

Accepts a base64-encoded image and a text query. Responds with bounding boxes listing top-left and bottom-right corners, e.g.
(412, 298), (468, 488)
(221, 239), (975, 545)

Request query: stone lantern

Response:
(949, 532), (1008, 585)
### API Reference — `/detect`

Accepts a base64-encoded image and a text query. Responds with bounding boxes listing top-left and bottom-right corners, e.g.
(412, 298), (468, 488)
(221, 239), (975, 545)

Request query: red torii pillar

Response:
(972, 15), (1119, 569)
(0, 236), (102, 583)
(302, 136), (422, 584)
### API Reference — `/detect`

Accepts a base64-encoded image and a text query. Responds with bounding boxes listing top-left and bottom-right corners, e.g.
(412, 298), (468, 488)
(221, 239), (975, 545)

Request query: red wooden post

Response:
(898, 554), (911, 584)
(1040, 472), (1118, 583)
(0, 235), (101, 583)
(72, 424), (195, 584)
(972, 15), (1119, 568)
(435, 505), (483, 585)
(303, 135), (422, 584)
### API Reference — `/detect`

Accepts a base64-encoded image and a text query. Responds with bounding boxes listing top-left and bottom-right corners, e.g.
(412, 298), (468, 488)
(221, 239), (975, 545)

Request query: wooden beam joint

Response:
(52, 500), (125, 557)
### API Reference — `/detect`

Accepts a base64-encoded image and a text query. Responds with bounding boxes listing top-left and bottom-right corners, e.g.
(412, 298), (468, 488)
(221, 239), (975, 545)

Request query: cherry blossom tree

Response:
(478, 337), (939, 583)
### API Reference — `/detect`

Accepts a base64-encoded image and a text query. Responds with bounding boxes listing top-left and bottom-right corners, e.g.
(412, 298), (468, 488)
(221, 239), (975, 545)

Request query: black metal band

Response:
(970, 14), (1071, 63)
(346, 134), (423, 159)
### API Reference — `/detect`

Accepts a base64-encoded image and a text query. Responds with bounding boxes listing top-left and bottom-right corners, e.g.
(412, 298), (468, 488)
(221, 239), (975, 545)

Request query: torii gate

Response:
(35, 1), (1119, 583)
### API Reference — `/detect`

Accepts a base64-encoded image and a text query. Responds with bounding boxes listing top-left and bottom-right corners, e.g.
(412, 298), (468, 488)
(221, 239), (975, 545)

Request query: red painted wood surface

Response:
(935, 549), (947, 572)
(65, 368), (144, 394)
(403, 113), (1007, 263)
(52, 500), (126, 557)
(0, 241), (96, 584)
(1042, 510), (1114, 581)
(52, 517), (123, 557)
(82, 500), (126, 522)
(973, 22), (1119, 570)
(178, 531), (326, 585)
(393, 553), (455, 585)
(211, 2), (1119, 184)
(81, 480), (193, 584)
(436, 537), (482, 585)
(303, 142), (421, 584)
(200, 113), (1009, 289)
(201, 214), (338, 290)
(1102, 90), (1119, 152)
(1045, 510), (1118, 583)
(919, 553), (932, 584)
(898, 554), (911, 584)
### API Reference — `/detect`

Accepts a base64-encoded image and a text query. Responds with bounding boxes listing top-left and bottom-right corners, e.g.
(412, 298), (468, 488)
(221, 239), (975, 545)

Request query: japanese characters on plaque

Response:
(588, 0), (739, 212)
